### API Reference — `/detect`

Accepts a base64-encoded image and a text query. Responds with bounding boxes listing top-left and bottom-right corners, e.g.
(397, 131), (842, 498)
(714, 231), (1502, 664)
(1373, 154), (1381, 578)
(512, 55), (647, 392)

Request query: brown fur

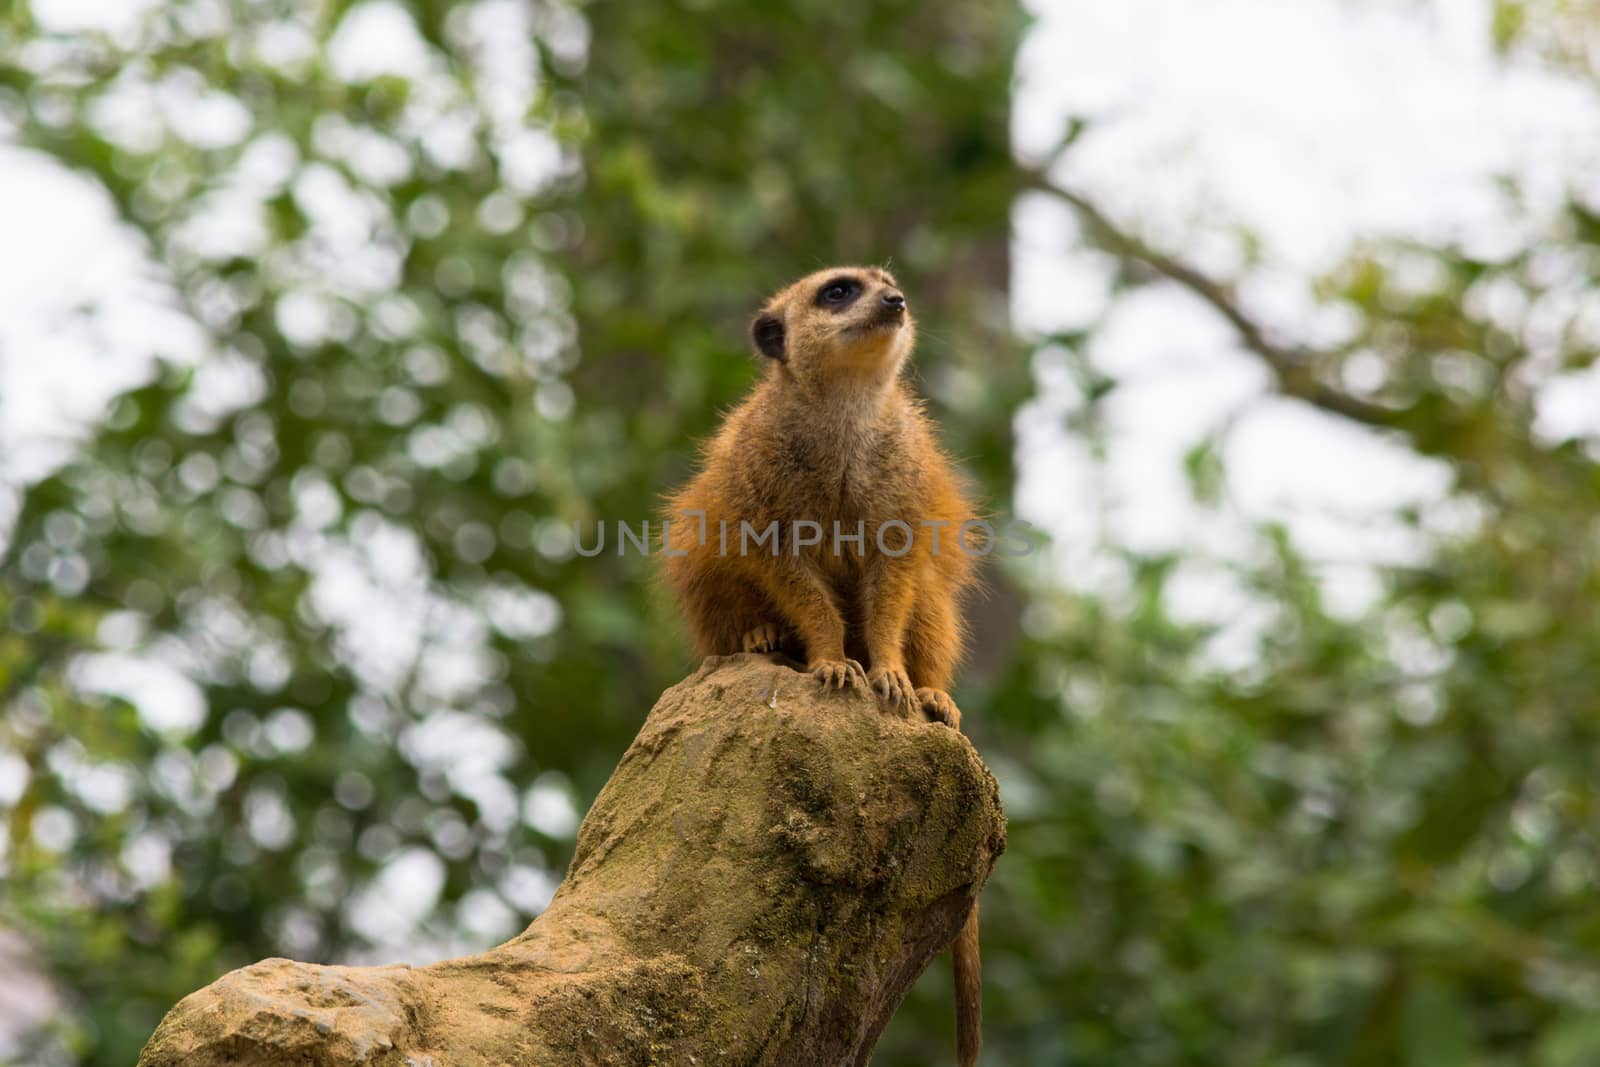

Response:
(662, 266), (985, 1065)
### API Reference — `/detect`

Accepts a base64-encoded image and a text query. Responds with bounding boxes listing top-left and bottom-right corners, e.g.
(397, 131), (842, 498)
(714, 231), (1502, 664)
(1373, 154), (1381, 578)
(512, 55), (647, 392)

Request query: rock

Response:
(138, 653), (1006, 1067)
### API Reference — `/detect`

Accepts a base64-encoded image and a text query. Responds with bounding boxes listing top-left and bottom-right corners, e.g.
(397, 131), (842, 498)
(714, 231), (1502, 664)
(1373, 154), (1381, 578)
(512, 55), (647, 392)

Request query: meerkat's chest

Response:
(782, 433), (916, 516)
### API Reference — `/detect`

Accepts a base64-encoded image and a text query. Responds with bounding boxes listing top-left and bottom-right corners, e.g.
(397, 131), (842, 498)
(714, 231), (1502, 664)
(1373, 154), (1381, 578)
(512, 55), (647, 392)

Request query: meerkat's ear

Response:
(751, 312), (786, 363)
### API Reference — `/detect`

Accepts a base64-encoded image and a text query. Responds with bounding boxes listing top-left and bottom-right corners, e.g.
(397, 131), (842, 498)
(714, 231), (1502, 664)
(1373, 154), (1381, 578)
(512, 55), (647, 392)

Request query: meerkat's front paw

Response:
(868, 666), (916, 714)
(810, 658), (868, 691)
(916, 688), (962, 730)
(740, 623), (785, 654)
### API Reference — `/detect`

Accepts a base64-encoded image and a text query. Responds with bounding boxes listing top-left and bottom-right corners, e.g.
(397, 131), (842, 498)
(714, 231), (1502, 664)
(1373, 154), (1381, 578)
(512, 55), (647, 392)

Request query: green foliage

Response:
(3, 1), (1600, 1066)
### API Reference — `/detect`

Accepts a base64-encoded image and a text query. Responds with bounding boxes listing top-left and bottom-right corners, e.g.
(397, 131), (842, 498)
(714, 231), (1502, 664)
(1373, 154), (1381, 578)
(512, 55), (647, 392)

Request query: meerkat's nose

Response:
(881, 290), (906, 311)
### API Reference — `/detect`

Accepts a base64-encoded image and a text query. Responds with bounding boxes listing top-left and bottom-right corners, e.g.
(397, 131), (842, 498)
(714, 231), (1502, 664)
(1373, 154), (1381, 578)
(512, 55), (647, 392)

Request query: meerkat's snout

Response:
(852, 285), (905, 335)
(874, 288), (907, 327)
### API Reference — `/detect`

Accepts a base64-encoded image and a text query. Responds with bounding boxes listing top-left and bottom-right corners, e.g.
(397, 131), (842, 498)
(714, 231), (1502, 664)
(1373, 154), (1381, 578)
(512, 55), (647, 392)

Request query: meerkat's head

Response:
(749, 265), (914, 387)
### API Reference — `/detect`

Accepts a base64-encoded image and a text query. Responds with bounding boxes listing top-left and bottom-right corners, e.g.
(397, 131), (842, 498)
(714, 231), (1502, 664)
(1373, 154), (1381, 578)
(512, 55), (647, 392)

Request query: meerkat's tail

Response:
(953, 901), (981, 1066)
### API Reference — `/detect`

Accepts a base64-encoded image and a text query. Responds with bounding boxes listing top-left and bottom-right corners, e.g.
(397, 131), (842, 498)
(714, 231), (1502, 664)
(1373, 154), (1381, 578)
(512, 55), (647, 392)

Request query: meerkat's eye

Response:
(815, 278), (861, 307)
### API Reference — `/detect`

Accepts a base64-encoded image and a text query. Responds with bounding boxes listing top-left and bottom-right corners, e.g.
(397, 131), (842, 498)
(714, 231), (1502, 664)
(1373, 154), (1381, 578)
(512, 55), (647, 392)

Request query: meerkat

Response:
(663, 265), (985, 1066)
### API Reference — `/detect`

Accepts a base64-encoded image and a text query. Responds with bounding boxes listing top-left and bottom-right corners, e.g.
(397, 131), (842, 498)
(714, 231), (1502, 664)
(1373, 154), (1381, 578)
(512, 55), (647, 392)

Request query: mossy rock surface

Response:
(138, 654), (1005, 1067)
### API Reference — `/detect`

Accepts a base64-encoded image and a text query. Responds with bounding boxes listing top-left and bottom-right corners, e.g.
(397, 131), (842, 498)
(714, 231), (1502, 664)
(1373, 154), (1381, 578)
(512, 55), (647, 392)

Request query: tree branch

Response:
(1028, 180), (1402, 431)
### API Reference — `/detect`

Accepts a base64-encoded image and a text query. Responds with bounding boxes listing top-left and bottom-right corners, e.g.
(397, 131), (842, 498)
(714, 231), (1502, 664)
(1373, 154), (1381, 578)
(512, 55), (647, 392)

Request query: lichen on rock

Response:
(138, 653), (1005, 1067)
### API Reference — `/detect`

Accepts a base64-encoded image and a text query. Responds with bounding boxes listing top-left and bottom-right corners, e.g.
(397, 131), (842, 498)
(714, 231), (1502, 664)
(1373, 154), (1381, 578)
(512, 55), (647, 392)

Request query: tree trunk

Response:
(137, 654), (1006, 1066)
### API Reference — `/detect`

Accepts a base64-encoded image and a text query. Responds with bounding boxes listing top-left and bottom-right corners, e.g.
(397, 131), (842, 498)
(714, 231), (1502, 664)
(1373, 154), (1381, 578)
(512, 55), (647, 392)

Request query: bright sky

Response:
(1010, 0), (1600, 634)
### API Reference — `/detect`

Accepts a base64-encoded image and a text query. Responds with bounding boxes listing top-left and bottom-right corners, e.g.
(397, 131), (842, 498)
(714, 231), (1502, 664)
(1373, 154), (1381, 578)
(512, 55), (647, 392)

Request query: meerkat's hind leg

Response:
(740, 622), (786, 654)
(916, 688), (962, 730)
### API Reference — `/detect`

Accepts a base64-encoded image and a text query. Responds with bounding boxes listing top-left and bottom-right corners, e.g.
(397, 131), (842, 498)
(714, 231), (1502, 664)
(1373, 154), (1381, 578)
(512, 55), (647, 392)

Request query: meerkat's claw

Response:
(741, 623), (785, 654)
(811, 658), (867, 691)
(869, 667), (917, 714)
(916, 688), (962, 730)
(844, 658), (868, 688)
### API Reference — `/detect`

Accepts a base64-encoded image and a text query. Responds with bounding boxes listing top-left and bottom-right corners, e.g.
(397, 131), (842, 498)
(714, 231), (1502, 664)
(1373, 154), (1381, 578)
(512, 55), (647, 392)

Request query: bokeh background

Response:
(3, 0), (1600, 1063)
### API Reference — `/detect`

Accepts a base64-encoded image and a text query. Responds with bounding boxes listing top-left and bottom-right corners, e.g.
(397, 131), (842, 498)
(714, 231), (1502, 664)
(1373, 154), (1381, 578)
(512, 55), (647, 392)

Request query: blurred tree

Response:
(970, 84), (1600, 1067)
